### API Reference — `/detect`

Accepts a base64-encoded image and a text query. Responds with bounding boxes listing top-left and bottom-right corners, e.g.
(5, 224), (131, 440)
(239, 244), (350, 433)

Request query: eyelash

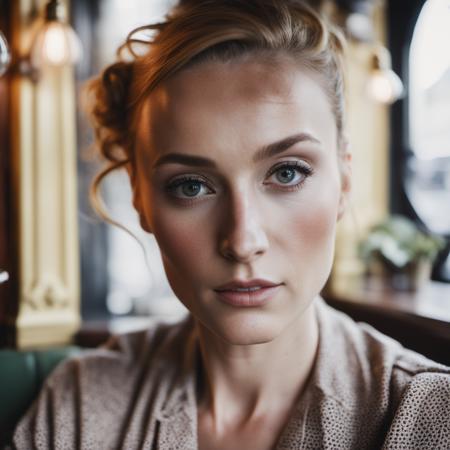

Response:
(265, 161), (313, 191)
(165, 161), (314, 204)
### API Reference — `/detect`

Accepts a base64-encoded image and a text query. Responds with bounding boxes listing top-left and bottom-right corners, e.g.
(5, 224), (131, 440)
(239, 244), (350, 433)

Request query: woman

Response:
(13, 1), (450, 449)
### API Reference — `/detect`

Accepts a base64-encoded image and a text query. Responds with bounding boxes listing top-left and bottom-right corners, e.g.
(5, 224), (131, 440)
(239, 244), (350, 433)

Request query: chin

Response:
(200, 312), (287, 346)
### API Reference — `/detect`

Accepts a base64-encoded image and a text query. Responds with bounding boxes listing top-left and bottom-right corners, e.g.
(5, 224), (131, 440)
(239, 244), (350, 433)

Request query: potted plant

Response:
(358, 215), (445, 291)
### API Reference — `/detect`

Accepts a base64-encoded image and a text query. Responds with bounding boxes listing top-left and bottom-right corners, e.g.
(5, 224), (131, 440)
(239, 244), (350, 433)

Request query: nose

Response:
(218, 190), (269, 263)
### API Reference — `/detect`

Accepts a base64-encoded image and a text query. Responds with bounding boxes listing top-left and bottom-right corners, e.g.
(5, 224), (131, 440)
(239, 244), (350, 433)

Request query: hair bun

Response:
(102, 61), (133, 113)
(86, 60), (134, 166)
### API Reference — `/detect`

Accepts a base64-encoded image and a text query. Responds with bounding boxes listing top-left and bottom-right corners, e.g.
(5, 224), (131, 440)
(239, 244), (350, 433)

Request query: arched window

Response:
(388, 0), (450, 281)
(406, 0), (450, 235)
(409, 0), (450, 162)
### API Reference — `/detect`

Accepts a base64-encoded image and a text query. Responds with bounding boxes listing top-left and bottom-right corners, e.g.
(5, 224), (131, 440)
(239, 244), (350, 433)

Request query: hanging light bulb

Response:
(367, 46), (404, 104)
(31, 0), (82, 68)
(0, 30), (11, 77)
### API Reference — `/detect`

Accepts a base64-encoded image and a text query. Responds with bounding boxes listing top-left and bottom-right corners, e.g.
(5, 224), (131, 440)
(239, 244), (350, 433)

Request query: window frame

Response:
(387, 0), (450, 282)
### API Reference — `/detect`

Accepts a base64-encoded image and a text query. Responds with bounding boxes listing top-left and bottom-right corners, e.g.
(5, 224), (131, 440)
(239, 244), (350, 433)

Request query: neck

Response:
(195, 300), (319, 430)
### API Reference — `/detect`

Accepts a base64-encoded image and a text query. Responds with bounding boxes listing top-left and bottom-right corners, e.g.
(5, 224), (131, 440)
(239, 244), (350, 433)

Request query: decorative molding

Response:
(11, 0), (80, 349)
(23, 275), (69, 310)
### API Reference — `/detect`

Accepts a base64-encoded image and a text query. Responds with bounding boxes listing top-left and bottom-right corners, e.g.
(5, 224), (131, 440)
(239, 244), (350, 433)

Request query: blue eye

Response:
(165, 161), (313, 203)
(166, 177), (213, 199)
(180, 181), (202, 197)
(275, 166), (297, 183)
(266, 161), (313, 189)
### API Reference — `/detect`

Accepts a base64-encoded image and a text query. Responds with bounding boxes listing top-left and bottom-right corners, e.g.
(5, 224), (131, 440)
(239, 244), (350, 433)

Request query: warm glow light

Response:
(367, 69), (404, 104)
(367, 47), (404, 104)
(32, 22), (82, 67)
(0, 270), (9, 284)
(346, 12), (373, 41)
(0, 30), (11, 76)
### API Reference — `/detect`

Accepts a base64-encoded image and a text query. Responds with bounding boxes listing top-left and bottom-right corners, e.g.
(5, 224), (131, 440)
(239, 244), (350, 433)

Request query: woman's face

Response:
(133, 56), (351, 345)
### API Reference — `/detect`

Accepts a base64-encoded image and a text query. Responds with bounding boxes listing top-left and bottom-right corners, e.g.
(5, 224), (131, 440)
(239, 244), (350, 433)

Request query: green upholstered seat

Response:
(0, 346), (81, 447)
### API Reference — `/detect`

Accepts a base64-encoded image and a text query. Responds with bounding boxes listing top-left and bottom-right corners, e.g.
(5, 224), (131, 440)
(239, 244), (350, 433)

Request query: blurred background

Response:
(0, 0), (449, 355)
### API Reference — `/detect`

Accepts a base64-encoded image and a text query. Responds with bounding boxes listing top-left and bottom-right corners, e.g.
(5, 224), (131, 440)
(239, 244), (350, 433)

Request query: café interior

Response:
(0, 0), (450, 444)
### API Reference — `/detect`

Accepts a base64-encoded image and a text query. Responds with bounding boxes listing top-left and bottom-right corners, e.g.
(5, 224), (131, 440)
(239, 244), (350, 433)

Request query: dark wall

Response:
(387, 0), (425, 217)
(0, 0), (18, 346)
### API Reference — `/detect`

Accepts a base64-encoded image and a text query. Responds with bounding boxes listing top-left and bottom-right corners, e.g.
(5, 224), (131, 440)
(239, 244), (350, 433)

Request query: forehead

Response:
(136, 56), (337, 160)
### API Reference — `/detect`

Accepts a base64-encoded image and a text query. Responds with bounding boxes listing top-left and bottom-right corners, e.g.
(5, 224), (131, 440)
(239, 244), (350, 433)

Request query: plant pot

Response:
(366, 258), (432, 291)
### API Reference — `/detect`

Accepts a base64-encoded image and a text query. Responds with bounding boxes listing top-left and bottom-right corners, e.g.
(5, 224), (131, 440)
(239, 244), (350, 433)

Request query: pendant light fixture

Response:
(367, 45), (404, 104)
(30, 0), (82, 68)
(0, 30), (11, 77)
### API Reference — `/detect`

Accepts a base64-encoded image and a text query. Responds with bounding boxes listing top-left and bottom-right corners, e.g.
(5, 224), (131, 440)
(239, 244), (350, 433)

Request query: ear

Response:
(337, 144), (352, 221)
(126, 162), (153, 233)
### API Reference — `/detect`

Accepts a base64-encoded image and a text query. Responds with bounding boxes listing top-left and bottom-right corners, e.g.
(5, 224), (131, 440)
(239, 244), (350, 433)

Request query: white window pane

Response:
(409, 0), (450, 160)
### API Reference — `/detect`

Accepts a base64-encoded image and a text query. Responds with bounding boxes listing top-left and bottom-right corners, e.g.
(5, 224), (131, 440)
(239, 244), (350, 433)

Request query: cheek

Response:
(276, 188), (339, 303)
(150, 202), (213, 281)
(280, 177), (340, 270)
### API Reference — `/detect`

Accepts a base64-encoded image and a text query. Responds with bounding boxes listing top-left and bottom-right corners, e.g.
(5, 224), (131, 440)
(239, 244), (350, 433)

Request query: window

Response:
(74, 0), (186, 318)
(388, 0), (450, 281)
(406, 0), (450, 236)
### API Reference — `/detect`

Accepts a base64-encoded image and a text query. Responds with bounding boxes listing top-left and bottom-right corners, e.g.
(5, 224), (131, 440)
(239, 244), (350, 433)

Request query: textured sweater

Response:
(13, 298), (450, 449)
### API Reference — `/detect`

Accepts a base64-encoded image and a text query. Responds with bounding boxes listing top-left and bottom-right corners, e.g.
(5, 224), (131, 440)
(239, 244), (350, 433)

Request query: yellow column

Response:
(11, 0), (80, 348)
(331, 1), (390, 285)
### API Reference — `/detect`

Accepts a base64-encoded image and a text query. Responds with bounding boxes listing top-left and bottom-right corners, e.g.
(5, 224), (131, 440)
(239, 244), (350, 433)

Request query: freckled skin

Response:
(132, 56), (350, 346)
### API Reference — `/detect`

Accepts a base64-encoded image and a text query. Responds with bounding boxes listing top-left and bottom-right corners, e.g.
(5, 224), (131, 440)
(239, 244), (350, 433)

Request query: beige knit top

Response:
(13, 298), (450, 449)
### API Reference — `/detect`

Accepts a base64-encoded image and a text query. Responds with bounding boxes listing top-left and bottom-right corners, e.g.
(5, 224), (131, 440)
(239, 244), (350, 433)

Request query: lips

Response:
(214, 279), (283, 307)
(215, 278), (281, 291)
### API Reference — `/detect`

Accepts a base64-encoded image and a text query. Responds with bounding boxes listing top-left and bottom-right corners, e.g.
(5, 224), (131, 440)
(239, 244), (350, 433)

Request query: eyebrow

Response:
(152, 132), (321, 168)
